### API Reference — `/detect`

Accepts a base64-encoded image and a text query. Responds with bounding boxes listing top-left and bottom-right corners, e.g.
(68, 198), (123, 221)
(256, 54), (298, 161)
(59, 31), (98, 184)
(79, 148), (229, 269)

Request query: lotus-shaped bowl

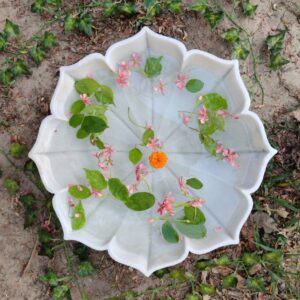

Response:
(29, 27), (276, 276)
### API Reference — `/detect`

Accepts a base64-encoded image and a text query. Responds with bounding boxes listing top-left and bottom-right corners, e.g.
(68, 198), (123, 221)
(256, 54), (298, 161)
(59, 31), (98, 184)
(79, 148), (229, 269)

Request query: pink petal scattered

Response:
(135, 163), (149, 182)
(154, 79), (166, 94)
(178, 176), (189, 196)
(80, 94), (91, 106)
(176, 74), (188, 90)
(129, 52), (141, 67)
(115, 71), (129, 87)
(179, 112), (190, 126)
(147, 137), (162, 152)
(198, 106), (209, 124)
(157, 192), (176, 216)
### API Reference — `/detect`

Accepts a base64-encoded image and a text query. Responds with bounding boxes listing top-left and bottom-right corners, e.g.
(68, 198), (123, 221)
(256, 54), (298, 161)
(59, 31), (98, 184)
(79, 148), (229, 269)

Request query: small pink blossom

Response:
(176, 74), (188, 90)
(77, 185), (83, 192)
(67, 197), (75, 207)
(90, 187), (103, 197)
(101, 144), (114, 158)
(127, 182), (138, 194)
(135, 163), (149, 182)
(157, 192), (176, 216)
(80, 94), (91, 106)
(154, 79), (166, 94)
(115, 71), (129, 87)
(217, 110), (239, 120)
(119, 61), (131, 75)
(179, 112), (190, 126)
(216, 143), (224, 154)
(198, 106), (209, 124)
(215, 225), (223, 232)
(98, 161), (109, 171)
(147, 137), (162, 152)
(145, 124), (153, 130)
(178, 176), (189, 196)
(129, 52), (141, 67)
(189, 198), (206, 207)
(223, 148), (239, 168)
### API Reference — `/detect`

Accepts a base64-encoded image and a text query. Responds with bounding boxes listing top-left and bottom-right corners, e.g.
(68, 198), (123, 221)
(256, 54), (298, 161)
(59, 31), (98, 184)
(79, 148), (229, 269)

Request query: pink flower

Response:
(96, 144), (114, 172)
(179, 112), (190, 126)
(129, 52), (141, 67)
(119, 61), (131, 75)
(157, 192), (176, 216)
(98, 161), (109, 171)
(198, 106), (209, 124)
(145, 124), (153, 130)
(67, 197), (75, 207)
(154, 79), (166, 94)
(147, 137), (162, 152)
(216, 143), (224, 154)
(223, 148), (239, 168)
(101, 144), (114, 158)
(127, 182), (138, 194)
(135, 163), (149, 182)
(189, 198), (206, 207)
(176, 74), (188, 90)
(115, 71), (129, 87)
(80, 94), (91, 106)
(217, 110), (239, 120)
(178, 176), (189, 196)
(90, 187), (103, 197)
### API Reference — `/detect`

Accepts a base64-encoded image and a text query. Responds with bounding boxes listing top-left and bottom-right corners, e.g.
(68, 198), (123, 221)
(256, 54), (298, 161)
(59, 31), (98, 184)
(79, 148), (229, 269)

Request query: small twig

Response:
(21, 238), (39, 276)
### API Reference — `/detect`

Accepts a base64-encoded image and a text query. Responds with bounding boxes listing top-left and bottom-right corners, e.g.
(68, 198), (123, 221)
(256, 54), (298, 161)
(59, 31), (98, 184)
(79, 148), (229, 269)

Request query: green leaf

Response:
(52, 285), (69, 300)
(4, 178), (19, 195)
(76, 14), (93, 36)
(83, 104), (107, 119)
(29, 46), (45, 65)
(126, 192), (155, 211)
(47, 0), (61, 5)
(189, 0), (208, 13)
(64, 13), (77, 33)
(24, 210), (37, 228)
(185, 79), (204, 93)
(203, 93), (228, 111)
(242, 252), (260, 267)
(0, 33), (7, 51)
(196, 259), (213, 270)
(246, 277), (266, 293)
(144, 56), (163, 78)
(12, 59), (30, 76)
(129, 148), (143, 164)
(81, 116), (108, 134)
(266, 30), (286, 54)
(170, 268), (186, 281)
(4, 19), (20, 38)
(166, 0), (182, 14)
(31, 0), (46, 14)
(142, 128), (154, 145)
(77, 128), (89, 139)
(73, 243), (90, 261)
(40, 270), (61, 287)
(154, 268), (169, 278)
(200, 134), (217, 156)
(221, 28), (240, 43)
(199, 283), (216, 295)
(186, 178), (203, 189)
(90, 135), (105, 149)
(184, 206), (205, 224)
(204, 9), (224, 29)
(0, 69), (13, 86)
(69, 185), (91, 199)
(222, 274), (238, 288)
(102, 1), (118, 17)
(108, 178), (129, 202)
(9, 142), (26, 158)
(20, 194), (36, 209)
(269, 53), (289, 70)
(119, 3), (137, 16)
(199, 112), (225, 135)
(174, 220), (206, 239)
(162, 221), (179, 243)
(84, 169), (107, 191)
(242, 0), (258, 16)
(232, 42), (250, 60)
(71, 100), (85, 114)
(78, 261), (96, 277)
(38, 228), (52, 244)
(69, 114), (84, 128)
(95, 85), (114, 105)
(41, 31), (57, 49)
(75, 78), (101, 96)
(263, 251), (283, 264)
(72, 200), (86, 230)
(215, 254), (231, 266)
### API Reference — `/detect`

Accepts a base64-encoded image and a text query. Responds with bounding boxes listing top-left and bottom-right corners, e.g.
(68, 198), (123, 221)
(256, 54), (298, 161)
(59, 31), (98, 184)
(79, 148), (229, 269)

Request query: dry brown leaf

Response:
(249, 263), (262, 275)
(292, 109), (300, 122)
(211, 266), (233, 276)
(252, 212), (278, 233)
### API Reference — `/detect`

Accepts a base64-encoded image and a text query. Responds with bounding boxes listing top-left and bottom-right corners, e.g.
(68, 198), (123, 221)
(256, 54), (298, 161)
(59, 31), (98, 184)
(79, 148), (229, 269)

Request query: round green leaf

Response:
(72, 200), (86, 230)
(184, 206), (206, 224)
(95, 85), (114, 105)
(203, 93), (228, 111)
(75, 78), (100, 95)
(199, 134), (217, 156)
(129, 147), (143, 164)
(84, 169), (107, 191)
(144, 56), (162, 78)
(69, 185), (91, 199)
(185, 79), (204, 93)
(76, 128), (89, 139)
(83, 104), (107, 118)
(108, 178), (129, 202)
(186, 178), (203, 189)
(81, 116), (108, 134)
(69, 113), (84, 128)
(142, 128), (154, 145)
(71, 100), (85, 114)
(222, 274), (238, 288)
(174, 220), (207, 239)
(126, 192), (155, 211)
(162, 221), (179, 243)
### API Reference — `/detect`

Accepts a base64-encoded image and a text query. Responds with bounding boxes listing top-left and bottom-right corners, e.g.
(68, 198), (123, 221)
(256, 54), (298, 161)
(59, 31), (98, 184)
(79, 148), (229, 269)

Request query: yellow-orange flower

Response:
(149, 151), (168, 169)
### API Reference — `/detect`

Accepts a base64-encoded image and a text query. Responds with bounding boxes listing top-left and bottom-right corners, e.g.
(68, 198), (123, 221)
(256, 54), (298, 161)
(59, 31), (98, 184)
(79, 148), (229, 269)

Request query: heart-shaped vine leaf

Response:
(69, 114), (84, 128)
(269, 53), (289, 70)
(119, 3), (137, 16)
(186, 178), (203, 190)
(72, 200), (86, 230)
(142, 128), (154, 145)
(189, 0), (208, 13)
(129, 147), (143, 164)
(75, 78), (100, 96)
(4, 19), (20, 39)
(266, 30), (285, 54)
(29, 46), (45, 65)
(41, 31), (57, 49)
(64, 13), (77, 33)
(0, 69), (13, 86)
(12, 59), (30, 76)
(242, 0), (257, 17)
(184, 206), (206, 224)
(232, 43), (250, 60)
(69, 185), (91, 199)
(71, 100), (85, 115)
(185, 79), (204, 93)
(204, 9), (224, 29)
(203, 93), (228, 111)
(108, 178), (129, 202)
(31, 0), (46, 14)
(221, 28), (240, 43)
(76, 14), (93, 36)
(78, 261), (96, 277)
(81, 116), (108, 133)
(200, 134), (217, 156)
(144, 56), (162, 78)
(162, 221), (179, 243)
(125, 192), (155, 211)
(76, 128), (89, 139)
(174, 220), (207, 239)
(85, 169), (107, 191)
(95, 85), (114, 105)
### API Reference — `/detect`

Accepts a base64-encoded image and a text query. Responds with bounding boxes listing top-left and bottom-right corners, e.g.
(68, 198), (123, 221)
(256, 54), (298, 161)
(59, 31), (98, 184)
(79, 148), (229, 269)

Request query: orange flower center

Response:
(149, 151), (168, 169)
